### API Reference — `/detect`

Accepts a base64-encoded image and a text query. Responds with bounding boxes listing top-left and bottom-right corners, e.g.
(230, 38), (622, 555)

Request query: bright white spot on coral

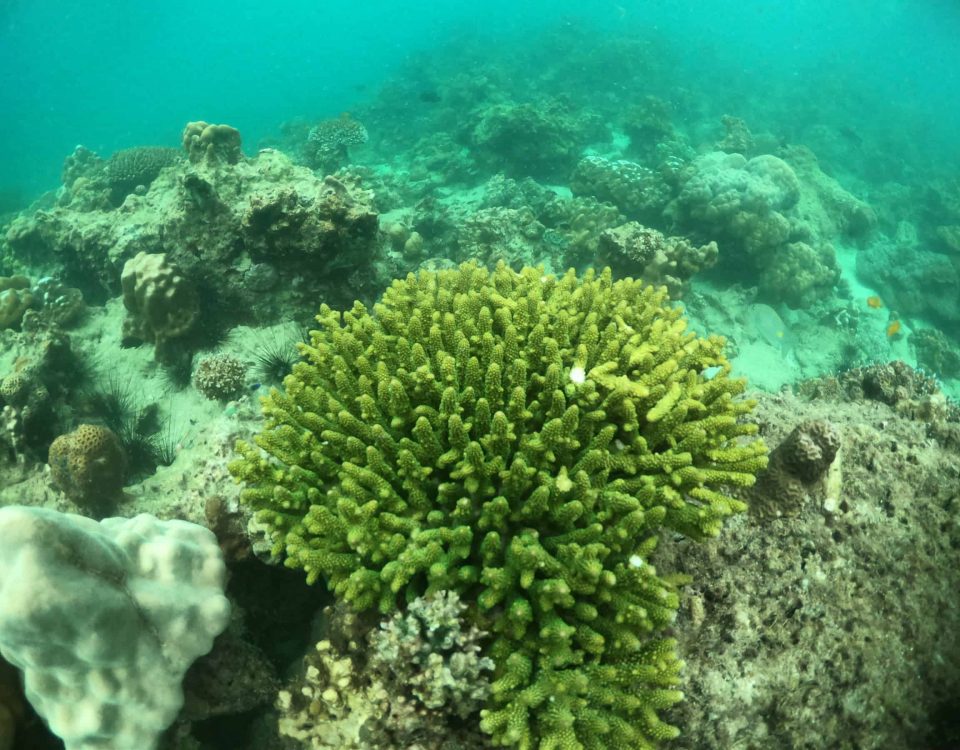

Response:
(629, 554), (644, 569)
(569, 366), (586, 384)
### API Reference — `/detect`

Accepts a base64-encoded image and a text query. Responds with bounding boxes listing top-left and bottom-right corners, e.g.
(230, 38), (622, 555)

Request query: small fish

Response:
(886, 320), (901, 338)
(838, 126), (863, 147)
(702, 365), (723, 380)
(418, 90), (441, 104)
(866, 295), (883, 309)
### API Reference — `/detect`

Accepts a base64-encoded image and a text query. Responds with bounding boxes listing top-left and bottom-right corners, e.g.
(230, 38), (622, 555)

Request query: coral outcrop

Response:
(193, 354), (248, 401)
(470, 99), (604, 181)
(0, 506), (231, 750)
(278, 592), (494, 749)
(121, 251), (199, 363)
(665, 151), (841, 307)
(47, 423), (126, 508)
(4, 124), (379, 318)
(182, 121), (243, 165)
(570, 155), (671, 225)
(597, 221), (718, 296)
(0, 328), (74, 461)
(0, 276), (33, 329)
(105, 146), (181, 205)
(306, 114), (369, 172)
(231, 261), (768, 748)
(751, 419), (842, 517)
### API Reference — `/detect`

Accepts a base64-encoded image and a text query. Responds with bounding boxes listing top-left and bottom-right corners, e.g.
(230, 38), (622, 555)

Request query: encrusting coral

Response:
(231, 261), (767, 749)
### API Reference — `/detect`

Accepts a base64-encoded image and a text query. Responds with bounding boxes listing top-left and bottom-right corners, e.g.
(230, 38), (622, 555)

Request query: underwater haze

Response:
(2, 2), (960, 750)
(2, 0), (959, 197)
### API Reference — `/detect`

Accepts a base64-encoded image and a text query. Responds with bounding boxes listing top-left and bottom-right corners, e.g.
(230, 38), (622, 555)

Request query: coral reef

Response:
(306, 114), (369, 173)
(597, 221), (718, 296)
(48, 423), (126, 508)
(470, 99), (603, 181)
(0, 506), (231, 750)
(659, 386), (960, 749)
(182, 121), (243, 165)
(570, 155), (671, 226)
(231, 261), (768, 748)
(121, 251), (199, 363)
(5, 124), (379, 318)
(105, 146), (181, 205)
(193, 354), (248, 401)
(0, 275), (33, 329)
(750, 419), (842, 517)
(278, 592), (494, 749)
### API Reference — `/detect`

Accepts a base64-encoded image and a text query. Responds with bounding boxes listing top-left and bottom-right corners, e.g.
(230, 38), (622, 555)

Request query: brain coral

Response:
(48, 424), (126, 507)
(231, 262), (767, 749)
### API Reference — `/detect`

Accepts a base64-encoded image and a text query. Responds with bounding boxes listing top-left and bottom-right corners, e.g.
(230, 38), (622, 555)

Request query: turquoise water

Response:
(2, 3), (960, 750)
(2, 1), (958, 197)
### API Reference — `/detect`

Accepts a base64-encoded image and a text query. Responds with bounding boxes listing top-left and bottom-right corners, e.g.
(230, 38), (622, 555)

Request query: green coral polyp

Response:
(230, 261), (767, 748)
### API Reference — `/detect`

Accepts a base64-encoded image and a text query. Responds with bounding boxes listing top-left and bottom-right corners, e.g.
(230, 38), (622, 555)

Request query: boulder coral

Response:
(182, 121), (243, 165)
(231, 261), (768, 749)
(48, 423), (126, 508)
(597, 221), (718, 297)
(666, 151), (841, 307)
(571, 155), (671, 226)
(470, 99), (604, 182)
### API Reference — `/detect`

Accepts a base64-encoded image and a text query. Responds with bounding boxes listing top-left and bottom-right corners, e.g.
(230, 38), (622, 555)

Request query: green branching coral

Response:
(230, 261), (767, 749)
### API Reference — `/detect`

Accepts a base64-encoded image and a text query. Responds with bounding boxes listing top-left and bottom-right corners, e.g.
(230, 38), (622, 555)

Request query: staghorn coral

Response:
(121, 251), (199, 363)
(47, 423), (126, 508)
(193, 354), (248, 401)
(231, 261), (767, 749)
(597, 221), (718, 297)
